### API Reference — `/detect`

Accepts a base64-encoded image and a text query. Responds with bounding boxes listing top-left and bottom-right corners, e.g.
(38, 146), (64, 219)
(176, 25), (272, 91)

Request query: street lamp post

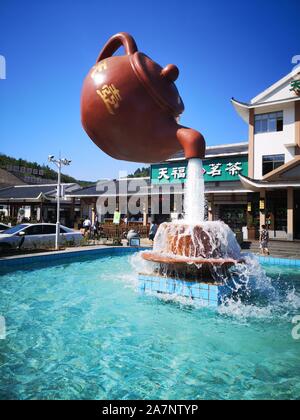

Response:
(48, 155), (71, 250)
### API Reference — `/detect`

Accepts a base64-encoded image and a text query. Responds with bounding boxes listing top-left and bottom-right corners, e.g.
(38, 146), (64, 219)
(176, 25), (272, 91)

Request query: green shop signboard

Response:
(151, 156), (248, 184)
(290, 80), (300, 93)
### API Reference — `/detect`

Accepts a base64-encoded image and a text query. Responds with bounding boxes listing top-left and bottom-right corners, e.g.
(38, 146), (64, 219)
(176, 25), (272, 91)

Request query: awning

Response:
(239, 175), (300, 191)
(262, 156), (300, 182)
(231, 97), (300, 123)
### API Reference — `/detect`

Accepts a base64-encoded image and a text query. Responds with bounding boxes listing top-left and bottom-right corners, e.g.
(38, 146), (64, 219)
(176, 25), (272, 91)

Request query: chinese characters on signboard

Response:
(158, 167), (186, 180)
(152, 157), (248, 184)
(290, 80), (300, 95)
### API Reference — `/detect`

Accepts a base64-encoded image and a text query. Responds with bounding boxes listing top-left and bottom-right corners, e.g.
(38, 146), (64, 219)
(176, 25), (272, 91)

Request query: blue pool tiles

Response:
(258, 256), (300, 267)
(138, 274), (233, 307)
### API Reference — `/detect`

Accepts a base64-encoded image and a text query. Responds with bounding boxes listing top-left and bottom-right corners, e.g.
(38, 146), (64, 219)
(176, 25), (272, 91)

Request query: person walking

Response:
(260, 224), (270, 256)
(149, 221), (158, 242)
(83, 216), (92, 238)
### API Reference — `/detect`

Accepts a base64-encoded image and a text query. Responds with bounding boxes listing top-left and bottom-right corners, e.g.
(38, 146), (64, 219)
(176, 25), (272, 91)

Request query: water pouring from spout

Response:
(184, 158), (205, 224)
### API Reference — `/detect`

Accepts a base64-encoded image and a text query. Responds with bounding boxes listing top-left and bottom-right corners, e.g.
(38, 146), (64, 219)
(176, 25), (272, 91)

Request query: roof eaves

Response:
(250, 68), (300, 104)
(262, 156), (300, 181)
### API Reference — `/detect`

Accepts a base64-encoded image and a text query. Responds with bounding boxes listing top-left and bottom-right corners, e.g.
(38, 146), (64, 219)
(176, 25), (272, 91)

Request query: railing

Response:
(99, 222), (149, 239)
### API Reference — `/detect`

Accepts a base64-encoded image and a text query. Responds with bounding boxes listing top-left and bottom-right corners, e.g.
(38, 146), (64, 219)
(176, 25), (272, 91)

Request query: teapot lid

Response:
(131, 52), (184, 117)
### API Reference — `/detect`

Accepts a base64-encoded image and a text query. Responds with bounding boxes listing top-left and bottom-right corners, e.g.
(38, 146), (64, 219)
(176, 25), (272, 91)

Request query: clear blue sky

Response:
(1, 0), (300, 181)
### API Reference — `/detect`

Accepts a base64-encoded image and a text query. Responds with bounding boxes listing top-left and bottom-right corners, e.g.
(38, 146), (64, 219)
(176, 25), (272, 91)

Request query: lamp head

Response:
(48, 155), (55, 162)
(62, 158), (71, 166)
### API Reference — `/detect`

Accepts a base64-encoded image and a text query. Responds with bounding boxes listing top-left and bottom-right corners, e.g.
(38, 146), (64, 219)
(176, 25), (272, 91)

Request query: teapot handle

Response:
(96, 32), (138, 63)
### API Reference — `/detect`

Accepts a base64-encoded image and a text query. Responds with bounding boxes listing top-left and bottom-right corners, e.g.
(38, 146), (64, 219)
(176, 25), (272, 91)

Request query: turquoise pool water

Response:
(0, 252), (300, 400)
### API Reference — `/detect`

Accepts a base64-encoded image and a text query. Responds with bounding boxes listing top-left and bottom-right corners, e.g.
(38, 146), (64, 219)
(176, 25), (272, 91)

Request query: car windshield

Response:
(3, 224), (28, 235)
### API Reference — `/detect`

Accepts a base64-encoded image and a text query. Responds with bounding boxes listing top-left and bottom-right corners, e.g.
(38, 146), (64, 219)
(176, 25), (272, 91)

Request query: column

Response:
(259, 190), (266, 228)
(248, 109), (255, 178)
(246, 198), (253, 241)
(208, 195), (214, 221)
(70, 198), (75, 228)
(91, 200), (96, 225)
(43, 205), (48, 223)
(30, 204), (34, 220)
(295, 102), (300, 150)
(287, 187), (294, 241)
(36, 206), (41, 222)
(143, 205), (148, 226)
(80, 200), (83, 220)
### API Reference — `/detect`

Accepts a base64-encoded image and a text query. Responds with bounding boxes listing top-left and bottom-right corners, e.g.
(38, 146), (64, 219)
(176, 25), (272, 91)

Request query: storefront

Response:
(0, 183), (80, 227)
(67, 179), (152, 227)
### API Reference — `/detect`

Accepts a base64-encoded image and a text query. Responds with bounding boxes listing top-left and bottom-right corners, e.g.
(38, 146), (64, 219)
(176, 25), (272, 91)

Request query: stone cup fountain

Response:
(141, 159), (243, 286)
(142, 220), (242, 280)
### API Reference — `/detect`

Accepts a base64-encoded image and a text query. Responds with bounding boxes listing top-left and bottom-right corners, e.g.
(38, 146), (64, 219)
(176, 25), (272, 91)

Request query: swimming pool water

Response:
(0, 252), (300, 400)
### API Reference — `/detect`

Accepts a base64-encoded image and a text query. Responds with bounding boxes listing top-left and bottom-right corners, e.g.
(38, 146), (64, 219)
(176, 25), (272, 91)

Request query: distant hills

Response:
(0, 153), (91, 187)
(128, 166), (150, 178)
(0, 153), (150, 186)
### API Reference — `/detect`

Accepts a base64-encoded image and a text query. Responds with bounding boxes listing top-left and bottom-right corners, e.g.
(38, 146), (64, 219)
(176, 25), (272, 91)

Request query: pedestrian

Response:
(83, 216), (92, 238)
(260, 224), (269, 255)
(149, 220), (158, 241)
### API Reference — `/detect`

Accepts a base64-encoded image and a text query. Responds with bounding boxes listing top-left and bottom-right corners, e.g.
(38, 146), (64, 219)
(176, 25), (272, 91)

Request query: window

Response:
(262, 154), (285, 176)
(255, 111), (283, 134)
(6, 224), (28, 235)
(25, 225), (43, 235)
(42, 225), (56, 234)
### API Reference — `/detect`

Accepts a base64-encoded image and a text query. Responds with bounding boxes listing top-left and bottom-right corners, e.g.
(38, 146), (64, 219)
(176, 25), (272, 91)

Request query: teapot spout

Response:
(176, 126), (206, 159)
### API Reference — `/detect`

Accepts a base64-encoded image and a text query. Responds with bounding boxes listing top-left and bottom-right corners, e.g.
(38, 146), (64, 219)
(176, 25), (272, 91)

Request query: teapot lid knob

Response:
(161, 64), (179, 82)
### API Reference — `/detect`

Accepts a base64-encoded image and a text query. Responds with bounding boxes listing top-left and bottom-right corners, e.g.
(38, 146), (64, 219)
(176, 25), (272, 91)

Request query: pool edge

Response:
(0, 248), (299, 271)
(0, 246), (149, 271)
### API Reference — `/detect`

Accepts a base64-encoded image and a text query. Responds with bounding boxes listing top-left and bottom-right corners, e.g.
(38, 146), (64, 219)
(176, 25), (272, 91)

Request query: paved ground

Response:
(85, 238), (153, 247)
(0, 239), (299, 261)
(0, 241), (152, 261)
(241, 240), (300, 259)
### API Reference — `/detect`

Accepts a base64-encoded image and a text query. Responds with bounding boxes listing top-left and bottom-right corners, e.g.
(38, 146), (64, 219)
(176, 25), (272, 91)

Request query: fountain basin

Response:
(142, 252), (238, 280)
(142, 221), (243, 280)
(142, 251), (237, 266)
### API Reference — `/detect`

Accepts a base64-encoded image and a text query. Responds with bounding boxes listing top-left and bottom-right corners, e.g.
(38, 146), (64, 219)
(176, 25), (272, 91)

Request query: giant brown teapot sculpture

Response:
(81, 32), (205, 162)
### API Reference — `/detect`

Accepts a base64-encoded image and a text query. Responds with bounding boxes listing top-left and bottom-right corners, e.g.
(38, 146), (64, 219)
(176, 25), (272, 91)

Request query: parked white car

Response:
(0, 223), (10, 234)
(0, 223), (84, 253)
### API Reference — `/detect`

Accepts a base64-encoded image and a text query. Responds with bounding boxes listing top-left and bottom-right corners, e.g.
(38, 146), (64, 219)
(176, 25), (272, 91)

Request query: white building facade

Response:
(232, 67), (300, 240)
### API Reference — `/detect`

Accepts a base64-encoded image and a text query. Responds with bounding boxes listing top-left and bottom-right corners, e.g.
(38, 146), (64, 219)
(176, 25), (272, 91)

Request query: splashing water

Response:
(153, 220), (241, 261)
(132, 251), (300, 320)
(184, 158), (205, 224)
(139, 156), (299, 320)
